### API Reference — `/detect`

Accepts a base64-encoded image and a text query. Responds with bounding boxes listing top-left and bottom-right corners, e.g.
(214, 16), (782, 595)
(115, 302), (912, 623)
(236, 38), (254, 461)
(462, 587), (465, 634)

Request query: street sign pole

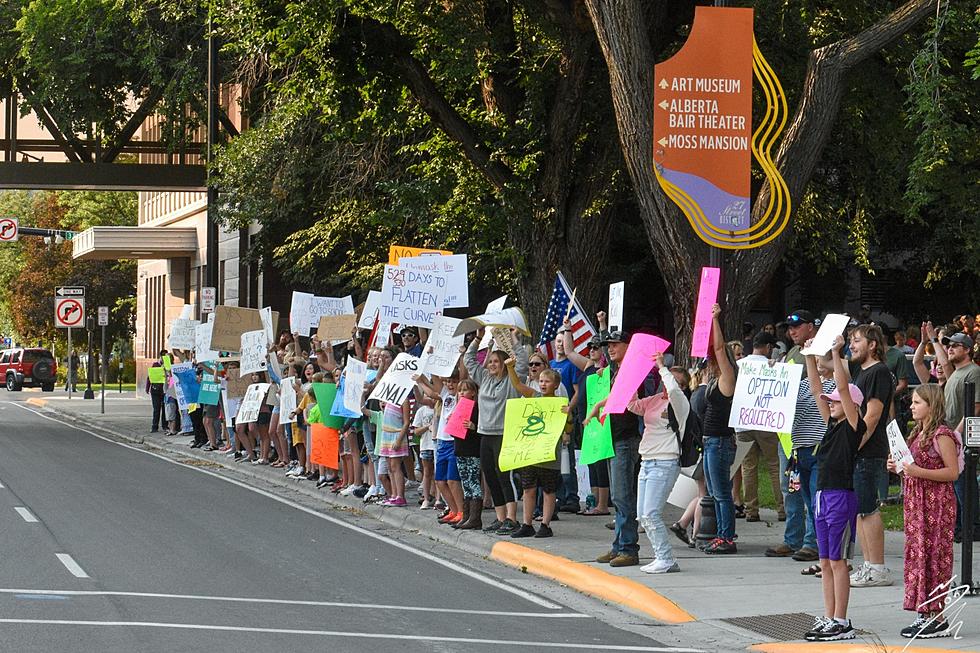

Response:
(100, 324), (106, 414)
(962, 383), (979, 594)
(66, 327), (72, 400)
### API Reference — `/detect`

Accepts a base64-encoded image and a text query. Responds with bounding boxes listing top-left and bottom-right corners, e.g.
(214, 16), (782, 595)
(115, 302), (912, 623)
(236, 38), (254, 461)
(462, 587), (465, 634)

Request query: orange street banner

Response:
(653, 6), (790, 250)
(387, 245), (452, 265)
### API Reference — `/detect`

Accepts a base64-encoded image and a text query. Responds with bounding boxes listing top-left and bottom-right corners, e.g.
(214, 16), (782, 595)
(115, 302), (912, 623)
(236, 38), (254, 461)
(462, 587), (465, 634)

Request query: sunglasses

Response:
(529, 361), (545, 367)
(588, 344), (600, 350)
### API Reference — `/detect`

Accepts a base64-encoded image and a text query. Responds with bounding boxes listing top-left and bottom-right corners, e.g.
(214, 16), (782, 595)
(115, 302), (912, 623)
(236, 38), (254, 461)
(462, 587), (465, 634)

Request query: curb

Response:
(750, 644), (980, 653)
(25, 402), (702, 621)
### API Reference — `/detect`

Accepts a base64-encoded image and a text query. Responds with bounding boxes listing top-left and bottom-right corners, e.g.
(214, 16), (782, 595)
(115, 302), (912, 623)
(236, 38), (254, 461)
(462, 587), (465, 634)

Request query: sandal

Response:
(578, 507), (611, 516)
(801, 564), (821, 576)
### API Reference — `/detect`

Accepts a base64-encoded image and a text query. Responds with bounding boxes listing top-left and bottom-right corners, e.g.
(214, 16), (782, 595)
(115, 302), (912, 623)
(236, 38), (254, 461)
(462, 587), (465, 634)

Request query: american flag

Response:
(538, 271), (597, 360)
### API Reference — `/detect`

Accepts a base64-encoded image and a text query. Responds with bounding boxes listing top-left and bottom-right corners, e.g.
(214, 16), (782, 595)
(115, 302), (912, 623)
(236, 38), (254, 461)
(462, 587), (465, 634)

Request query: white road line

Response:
(9, 401), (562, 610)
(0, 619), (704, 651)
(0, 588), (585, 618)
(14, 507), (38, 523)
(54, 554), (89, 579)
(0, 480), (5, 488)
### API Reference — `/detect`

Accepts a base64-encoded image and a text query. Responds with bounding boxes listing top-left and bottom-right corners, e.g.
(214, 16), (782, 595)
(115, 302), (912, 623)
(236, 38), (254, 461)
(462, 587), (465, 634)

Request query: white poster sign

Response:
(195, 320), (220, 363)
(280, 380), (298, 424)
(260, 307), (275, 346)
(728, 360), (804, 433)
(368, 353), (421, 406)
(343, 357), (368, 414)
(455, 306), (529, 337)
(478, 296), (507, 349)
(237, 383), (271, 424)
(358, 290), (382, 329)
(379, 264), (445, 328)
(800, 313), (850, 356)
(399, 254), (469, 309)
(886, 419), (914, 472)
(239, 330), (268, 376)
(289, 291), (313, 334)
(170, 362), (194, 412)
(608, 281), (625, 332)
(179, 304), (194, 320)
(374, 321), (392, 348)
(169, 319), (200, 350)
(308, 295), (355, 330)
(420, 316), (464, 377)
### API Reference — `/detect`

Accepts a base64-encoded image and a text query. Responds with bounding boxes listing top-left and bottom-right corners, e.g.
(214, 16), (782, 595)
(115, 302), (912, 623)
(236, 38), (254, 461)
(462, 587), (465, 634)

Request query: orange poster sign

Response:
(388, 245), (452, 265)
(310, 424), (340, 469)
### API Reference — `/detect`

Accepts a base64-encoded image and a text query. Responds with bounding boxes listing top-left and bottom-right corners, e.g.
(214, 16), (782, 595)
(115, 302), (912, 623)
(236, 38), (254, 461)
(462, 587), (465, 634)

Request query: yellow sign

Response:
(387, 245), (452, 266)
(147, 366), (165, 384)
(161, 355), (172, 371)
(499, 396), (568, 472)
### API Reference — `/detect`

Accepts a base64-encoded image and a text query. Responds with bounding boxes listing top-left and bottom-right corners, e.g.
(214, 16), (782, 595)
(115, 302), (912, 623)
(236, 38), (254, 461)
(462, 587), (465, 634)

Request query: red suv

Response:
(0, 348), (57, 391)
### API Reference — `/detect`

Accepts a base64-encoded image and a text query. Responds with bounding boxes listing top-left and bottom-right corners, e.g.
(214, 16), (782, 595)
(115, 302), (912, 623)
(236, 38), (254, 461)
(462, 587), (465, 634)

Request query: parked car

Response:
(0, 348), (57, 391)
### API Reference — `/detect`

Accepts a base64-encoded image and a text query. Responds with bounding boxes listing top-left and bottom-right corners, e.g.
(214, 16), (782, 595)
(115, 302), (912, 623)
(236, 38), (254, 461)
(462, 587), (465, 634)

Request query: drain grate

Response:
(722, 612), (823, 641)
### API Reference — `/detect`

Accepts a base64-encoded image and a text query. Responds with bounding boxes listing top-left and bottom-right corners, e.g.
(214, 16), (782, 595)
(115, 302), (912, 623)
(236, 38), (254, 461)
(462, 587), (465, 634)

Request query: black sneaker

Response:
(810, 620), (855, 641)
(534, 524), (553, 538)
(496, 519), (519, 535)
(482, 519), (503, 533)
(804, 617), (833, 641)
(704, 538), (737, 554)
(510, 524), (536, 538)
(902, 616), (950, 639)
(352, 484), (369, 498)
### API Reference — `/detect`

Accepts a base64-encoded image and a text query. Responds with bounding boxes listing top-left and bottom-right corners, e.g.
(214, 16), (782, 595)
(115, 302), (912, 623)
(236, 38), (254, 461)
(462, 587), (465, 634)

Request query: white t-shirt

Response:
(436, 387), (458, 442)
(414, 404), (436, 451)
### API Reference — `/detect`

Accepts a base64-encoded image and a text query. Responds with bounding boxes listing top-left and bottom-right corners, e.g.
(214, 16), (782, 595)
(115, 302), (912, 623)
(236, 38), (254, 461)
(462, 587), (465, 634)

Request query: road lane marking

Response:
(54, 554), (89, 579)
(0, 619), (704, 651)
(0, 480), (5, 488)
(0, 588), (584, 618)
(14, 507), (38, 523)
(9, 401), (562, 610)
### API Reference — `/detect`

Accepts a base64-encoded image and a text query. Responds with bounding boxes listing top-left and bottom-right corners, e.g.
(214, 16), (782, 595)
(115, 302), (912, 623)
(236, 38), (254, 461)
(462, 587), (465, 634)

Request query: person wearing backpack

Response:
(887, 383), (959, 639)
(628, 351), (691, 574)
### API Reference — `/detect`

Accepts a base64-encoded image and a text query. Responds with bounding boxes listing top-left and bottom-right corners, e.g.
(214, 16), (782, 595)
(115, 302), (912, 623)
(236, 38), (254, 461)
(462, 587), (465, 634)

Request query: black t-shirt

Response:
(701, 381), (734, 438)
(607, 365), (641, 442)
(817, 416), (866, 490)
(454, 405), (481, 457)
(853, 361), (893, 459)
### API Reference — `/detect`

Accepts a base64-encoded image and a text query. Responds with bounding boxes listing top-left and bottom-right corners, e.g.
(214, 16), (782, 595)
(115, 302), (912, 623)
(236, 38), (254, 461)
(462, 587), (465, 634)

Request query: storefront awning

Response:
(72, 226), (198, 260)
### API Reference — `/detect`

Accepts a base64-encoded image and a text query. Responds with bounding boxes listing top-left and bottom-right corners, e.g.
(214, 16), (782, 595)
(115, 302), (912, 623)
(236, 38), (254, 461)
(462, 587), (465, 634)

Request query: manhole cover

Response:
(721, 612), (871, 641)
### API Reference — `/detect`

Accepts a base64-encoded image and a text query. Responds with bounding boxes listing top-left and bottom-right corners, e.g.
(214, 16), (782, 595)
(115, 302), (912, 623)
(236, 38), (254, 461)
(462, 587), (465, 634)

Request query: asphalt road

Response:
(0, 399), (698, 653)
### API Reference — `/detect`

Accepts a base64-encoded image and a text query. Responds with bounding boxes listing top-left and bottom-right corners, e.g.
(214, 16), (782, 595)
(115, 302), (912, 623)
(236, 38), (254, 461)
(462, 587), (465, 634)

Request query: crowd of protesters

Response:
(149, 300), (980, 644)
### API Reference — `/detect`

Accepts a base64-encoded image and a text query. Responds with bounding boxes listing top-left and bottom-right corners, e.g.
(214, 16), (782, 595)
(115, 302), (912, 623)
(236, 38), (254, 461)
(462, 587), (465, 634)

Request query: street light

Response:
(83, 315), (95, 399)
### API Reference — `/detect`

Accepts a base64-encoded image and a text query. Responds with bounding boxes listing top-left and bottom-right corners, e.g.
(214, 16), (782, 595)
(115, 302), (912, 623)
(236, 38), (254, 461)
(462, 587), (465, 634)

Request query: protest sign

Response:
(239, 330), (268, 376)
(608, 282), (625, 332)
(198, 372), (221, 406)
(388, 244), (452, 265)
(728, 360), (803, 432)
(374, 321), (392, 348)
(667, 474), (700, 509)
(308, 296), (354, 330)
(477, 296), (507, 349)
(691, 267), (720, 358)
(312, 383), (346, 429)
(195, 320), (220, 363)
(358, 290), (382, 329)
(343, 357), (368, 415)
(237, 382), (271, 424)
(499, 396), (569, 472)
(172, 364), (200, 407)
(419, 316), (463, 377)
(581, 370), (614, 464)
(279, 380), (297, 424)
(399, 254), (469, 309)
(379, 264), (445, 328)
(455, 306), (530, 337)
(330, 375), (361, 419)
(603, 334), (672, 417)
(169, 319), (199, 350)
(260, 307), (275, 346)
(289, 291), (313, 333)
(310, 424), (340, 468)
(801, 313), (850, 356)
(162, 354), (172, 371)
(886, 420), (914, 472)
(211, 305), (264, 352)
(490, 326), (517, 359)
(444, 396), (475, 439)
(224, 368), (250, 399)
(317, 314), (356, 342)
(147, 366), (165, 384)
(368, 353), (421, 406)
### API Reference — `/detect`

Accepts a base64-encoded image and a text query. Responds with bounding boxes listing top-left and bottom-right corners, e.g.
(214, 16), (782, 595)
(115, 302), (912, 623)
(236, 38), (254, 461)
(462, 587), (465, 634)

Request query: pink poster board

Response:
(603, 333), (671, 417)
(690, 267), (720, 358)
(444, 396), (475, 439)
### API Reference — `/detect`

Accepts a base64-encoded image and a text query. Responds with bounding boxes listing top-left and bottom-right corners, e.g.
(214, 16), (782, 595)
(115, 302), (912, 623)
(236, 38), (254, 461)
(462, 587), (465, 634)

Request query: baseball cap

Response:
(600, 330), (630, 345)
(587, 335), (602, 349)
(785, 310), (818, 327)
(400, 326), (420, 338)
(821, 384), (864, 406)
(752, 331), (778, 348)
(941, 332), (974, 349)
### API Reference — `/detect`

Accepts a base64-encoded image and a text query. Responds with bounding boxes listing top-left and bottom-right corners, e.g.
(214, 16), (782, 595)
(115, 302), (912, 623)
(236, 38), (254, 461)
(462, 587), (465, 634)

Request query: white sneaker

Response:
(641, 560), (679, 574)
(286, 467), (305, 478)
(225, 450), (238, 458)
(339, 485), (355, 496)
(851, 565), (892, 587)
(849, 562), (869, 584)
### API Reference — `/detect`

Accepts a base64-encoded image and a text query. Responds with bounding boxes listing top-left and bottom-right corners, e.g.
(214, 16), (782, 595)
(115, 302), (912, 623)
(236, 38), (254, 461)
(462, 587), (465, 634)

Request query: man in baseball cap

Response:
(399, 326), (423, 357)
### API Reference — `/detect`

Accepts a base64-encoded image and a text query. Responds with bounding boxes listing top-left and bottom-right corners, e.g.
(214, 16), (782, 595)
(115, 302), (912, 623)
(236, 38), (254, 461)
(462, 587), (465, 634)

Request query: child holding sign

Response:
(887, 384), (958, 639)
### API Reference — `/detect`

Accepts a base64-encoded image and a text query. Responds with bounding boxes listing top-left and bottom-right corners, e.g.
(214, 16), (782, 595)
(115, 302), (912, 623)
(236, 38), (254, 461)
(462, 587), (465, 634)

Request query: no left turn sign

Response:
(0, 218), (18, 242)
(55, 297), (85, 328)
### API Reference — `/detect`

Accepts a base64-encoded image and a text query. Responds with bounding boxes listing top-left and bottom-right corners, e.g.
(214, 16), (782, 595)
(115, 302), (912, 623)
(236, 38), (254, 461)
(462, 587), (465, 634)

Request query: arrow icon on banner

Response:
(659, 78), (669, 89)
(657, 137), (668, 147)
(658, 100), (668, 110)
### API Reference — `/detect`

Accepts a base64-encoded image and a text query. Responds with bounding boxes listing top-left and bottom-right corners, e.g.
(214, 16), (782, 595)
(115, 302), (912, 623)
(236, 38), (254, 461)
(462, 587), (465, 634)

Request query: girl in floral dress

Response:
(888, 383), (959, 639)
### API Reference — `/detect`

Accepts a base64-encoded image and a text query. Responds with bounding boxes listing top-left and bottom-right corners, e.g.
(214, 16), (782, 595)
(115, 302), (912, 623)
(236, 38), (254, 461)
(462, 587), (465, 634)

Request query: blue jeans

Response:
(780, 445), (818, 550)
(954, 470), (980, 535)
(609, 436), (640, 556)
(557, 444), (580, 508)
(703, 436), (737, 540)
(637, 459), (681, 565)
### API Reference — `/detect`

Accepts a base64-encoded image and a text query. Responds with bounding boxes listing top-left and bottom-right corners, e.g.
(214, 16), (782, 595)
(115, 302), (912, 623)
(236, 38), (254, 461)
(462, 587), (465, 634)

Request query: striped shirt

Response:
(792, 376), (836, 448)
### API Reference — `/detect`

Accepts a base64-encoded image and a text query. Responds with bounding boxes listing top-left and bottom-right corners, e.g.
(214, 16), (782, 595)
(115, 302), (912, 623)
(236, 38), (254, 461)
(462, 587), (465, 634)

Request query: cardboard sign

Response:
(399, 254), (469, 309)
(379, 264), (445, 328)
(239, 330), (268, 376)
(289, 292), (354, 334)
(490, 326), (517, 359)
(224, 368), (251, 399)
(198, 372), (221, 406)
(581, 370), (614, 464)
(603, 334), (672, 417)
(211, 305), (264, 352)
(343, 357), (368, 414)
(195, 319), (220, 363)
(237, 383), (271, 424)
(358, 290), (382, 329)
(169, 319), (200, 350)
(801, 313), (849, 356)
(368, 353), (421, 406)
(455, 306), (530, 337)
(728, 360), (803, 432)
(499, 396), (569, 472)
(310, 424), (340, 469)
(608, 282), (625, 332)
(317, 314), (356, 342)
(388, 244), (452, 265)
(419, 316), (464, 377)
(691, 267), (721, 358)
(443, 396), (475, 439)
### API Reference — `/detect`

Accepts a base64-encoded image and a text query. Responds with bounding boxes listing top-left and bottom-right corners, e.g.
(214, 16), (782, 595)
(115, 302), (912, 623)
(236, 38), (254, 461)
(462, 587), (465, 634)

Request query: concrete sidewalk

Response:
(16, 392), (980, 652)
